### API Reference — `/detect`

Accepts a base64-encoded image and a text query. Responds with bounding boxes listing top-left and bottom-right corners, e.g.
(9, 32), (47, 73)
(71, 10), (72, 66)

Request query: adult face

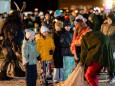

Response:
(65, 26), (70, 31)
(55, 24), (61, 31)
(74, 22), (82, 31)
(107, 17), (112, 25)
(88, 16), (92, 21)
(45, 14), (50, 20)
(34, 11), (38, 17)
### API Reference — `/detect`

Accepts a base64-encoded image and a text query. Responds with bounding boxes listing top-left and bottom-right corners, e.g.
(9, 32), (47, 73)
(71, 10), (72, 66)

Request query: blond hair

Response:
(55, 21), (63, 28)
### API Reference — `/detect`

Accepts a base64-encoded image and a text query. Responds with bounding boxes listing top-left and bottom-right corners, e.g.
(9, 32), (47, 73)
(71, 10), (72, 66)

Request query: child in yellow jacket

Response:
(36, 26), (55, 84)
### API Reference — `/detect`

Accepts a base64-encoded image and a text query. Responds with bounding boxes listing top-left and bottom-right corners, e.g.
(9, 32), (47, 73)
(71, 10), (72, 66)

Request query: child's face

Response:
(42, 31), (49, 36)
(29, 35), (35, 40)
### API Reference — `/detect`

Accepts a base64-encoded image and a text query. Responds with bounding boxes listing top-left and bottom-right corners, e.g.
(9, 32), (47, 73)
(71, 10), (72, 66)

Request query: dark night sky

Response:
(11, 0), (103, 11)
(11, 0), (58, 11)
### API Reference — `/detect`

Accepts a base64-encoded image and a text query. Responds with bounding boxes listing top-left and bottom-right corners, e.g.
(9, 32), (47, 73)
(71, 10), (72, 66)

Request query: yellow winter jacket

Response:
(36, 35), (55, 61)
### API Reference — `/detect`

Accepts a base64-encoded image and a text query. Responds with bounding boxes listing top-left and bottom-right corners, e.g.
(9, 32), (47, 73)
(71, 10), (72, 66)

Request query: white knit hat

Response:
(75, 15), (84, 20)
(25, 29), (35, 39)
(40, 26), (49, 33)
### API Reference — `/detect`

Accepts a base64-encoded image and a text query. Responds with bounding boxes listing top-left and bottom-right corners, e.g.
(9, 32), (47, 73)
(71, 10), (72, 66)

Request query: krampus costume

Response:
(0, 2), (26, 80)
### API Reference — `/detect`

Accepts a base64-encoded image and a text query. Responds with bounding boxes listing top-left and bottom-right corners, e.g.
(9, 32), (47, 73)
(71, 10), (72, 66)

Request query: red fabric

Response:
(70, 40), (76, 54)
(85, 61), (102, 86)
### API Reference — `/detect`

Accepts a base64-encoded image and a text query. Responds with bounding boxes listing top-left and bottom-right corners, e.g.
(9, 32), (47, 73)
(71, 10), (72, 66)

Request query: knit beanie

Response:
(74, 15), (84, 25)
(55, 21), (63, 28)
(25, 29), (35, 39)
(64, 16), (69, 21)
(75, 15), (84, 21)
(64, 21), (71, 27)
(55, 10), (61, 16)
(40, 26), (49, 33)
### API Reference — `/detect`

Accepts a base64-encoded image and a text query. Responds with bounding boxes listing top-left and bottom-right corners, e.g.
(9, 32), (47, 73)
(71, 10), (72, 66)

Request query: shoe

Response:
(53, 80), (59, 83)
(108, 76), (115, 83)
(53, 81), (59, 86)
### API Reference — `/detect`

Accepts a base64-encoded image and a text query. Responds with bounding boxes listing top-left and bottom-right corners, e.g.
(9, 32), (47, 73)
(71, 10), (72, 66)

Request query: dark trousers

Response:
(74, 46), (81, 67)
(26, 63), (37, 86)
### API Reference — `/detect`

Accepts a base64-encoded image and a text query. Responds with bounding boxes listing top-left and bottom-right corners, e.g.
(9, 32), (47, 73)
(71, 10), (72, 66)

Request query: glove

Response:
(49, 50), (53, 55)
(37, 55), (41, 61)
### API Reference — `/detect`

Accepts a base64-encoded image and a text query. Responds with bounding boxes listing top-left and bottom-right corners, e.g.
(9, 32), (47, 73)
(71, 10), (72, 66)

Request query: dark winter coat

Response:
(44, 19), (53, 30)
(80, 31), (115, 73)
(93, 15), (100, 31)
(87, 20), (94, 31)
(60, 31), (73, 56)
(101, 24), (115, 52)
(53, 31), (63, 68)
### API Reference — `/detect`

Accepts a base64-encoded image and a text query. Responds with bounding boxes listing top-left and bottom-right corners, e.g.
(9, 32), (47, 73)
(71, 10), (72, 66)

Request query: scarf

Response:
(70, 26), (91, 54)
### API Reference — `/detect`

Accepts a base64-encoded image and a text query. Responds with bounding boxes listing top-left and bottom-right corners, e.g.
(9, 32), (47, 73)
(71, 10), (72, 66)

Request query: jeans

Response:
(26, 63), (37, 86)
(53, 68), (64, 82)
(63, 56), (75, 80)
(41, 61), (52, 77)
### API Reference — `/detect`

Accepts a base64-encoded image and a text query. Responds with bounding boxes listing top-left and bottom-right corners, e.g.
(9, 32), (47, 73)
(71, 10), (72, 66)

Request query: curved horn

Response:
(21, 2), (26, 12)
(14, 2), (21, 11)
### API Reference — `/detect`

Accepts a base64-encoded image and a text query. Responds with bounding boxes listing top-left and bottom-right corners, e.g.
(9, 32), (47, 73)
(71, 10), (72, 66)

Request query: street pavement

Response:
(0, 59), (115, 86)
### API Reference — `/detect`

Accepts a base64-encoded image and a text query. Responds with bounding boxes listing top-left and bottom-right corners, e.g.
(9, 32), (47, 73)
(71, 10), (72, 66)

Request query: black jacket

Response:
(53, 31), (63, 68)
(60, 30), (73, 56)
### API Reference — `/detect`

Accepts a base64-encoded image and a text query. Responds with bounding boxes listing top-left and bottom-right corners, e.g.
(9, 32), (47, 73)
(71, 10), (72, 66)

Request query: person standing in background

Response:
(62, 20), (75, 80)
(53, 21), (64, 83)
(101, 13), (115, 82)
